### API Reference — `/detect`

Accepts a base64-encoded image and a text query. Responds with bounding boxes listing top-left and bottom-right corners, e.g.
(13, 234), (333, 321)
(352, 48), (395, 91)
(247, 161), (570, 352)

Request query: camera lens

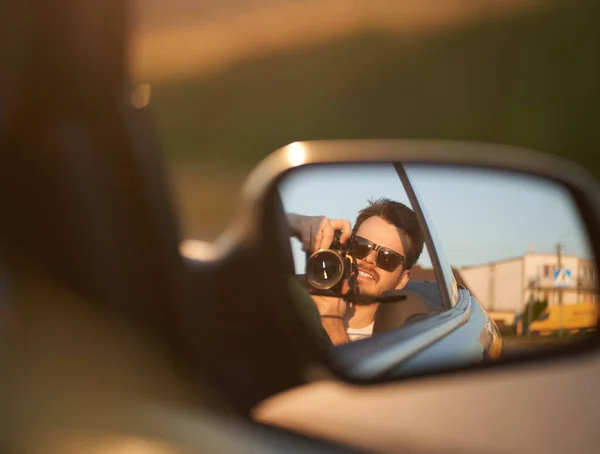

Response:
(307, 250), (343, 289)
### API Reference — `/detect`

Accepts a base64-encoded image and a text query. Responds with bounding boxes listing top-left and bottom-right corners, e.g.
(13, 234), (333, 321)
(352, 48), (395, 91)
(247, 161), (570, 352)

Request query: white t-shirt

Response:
(347, 321), (374, 342)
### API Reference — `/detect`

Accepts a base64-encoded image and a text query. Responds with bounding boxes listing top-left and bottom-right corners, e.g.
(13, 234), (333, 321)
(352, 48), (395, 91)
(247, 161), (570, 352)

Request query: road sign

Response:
(554, 268), (572, 288)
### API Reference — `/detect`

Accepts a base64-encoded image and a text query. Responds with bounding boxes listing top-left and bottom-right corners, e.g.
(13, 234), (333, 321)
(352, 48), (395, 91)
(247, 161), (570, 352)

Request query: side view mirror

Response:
(192, 140), (600, 386)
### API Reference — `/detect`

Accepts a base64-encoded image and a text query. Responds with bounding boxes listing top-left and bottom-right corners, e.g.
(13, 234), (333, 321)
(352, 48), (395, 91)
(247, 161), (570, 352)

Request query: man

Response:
(287, 198), (425, 345)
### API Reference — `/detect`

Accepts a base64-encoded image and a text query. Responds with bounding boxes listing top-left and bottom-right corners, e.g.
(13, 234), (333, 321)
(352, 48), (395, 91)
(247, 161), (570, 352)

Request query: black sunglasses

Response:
(348, 235), (405, 272)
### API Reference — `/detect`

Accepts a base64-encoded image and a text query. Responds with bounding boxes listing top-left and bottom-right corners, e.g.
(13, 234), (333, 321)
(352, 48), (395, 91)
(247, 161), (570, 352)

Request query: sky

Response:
(279, 163), (593, 274)
(132, 0), (541, 83)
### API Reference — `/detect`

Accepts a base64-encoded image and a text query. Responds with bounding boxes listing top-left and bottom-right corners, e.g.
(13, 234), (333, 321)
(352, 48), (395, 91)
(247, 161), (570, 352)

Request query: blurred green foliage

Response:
(148, 0), (600, 237)
(151, 0), (600, 171)
(522, 299), (549, 326)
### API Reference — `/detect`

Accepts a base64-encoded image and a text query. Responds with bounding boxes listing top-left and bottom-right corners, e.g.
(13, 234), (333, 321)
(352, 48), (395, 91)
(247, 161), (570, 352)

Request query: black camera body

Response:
(305, 230), (357, 293)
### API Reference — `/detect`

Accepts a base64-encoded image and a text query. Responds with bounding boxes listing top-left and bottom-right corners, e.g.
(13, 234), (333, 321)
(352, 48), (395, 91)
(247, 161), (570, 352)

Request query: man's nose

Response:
(363, 250), (377, 264)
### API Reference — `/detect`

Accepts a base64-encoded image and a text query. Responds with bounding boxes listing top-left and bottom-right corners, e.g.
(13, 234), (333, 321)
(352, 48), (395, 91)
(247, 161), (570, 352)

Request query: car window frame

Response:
(393, 163), (458, 309)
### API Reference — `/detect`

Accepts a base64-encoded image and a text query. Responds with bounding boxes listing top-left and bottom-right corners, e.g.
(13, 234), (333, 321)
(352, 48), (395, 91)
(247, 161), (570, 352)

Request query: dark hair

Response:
(352, 198), (425, 269)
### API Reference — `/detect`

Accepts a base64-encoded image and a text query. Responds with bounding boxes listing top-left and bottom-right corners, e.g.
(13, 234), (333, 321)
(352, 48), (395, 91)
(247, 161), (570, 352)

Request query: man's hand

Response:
(311, 294), (348, 318)
(311, 293), (350, 346)
(287, 214), (352, 253)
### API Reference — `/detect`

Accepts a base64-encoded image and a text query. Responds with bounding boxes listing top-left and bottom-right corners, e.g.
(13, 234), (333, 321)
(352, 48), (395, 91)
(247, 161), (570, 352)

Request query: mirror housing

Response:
(185, 140), (600, 394)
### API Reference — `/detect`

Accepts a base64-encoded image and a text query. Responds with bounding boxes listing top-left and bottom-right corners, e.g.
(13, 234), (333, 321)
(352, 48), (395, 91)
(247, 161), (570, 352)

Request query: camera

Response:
(306, 230), (356, 292)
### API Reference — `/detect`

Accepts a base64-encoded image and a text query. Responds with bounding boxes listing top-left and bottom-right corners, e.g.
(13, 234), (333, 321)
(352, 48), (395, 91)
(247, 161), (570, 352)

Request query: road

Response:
(502, 334), (590, 356)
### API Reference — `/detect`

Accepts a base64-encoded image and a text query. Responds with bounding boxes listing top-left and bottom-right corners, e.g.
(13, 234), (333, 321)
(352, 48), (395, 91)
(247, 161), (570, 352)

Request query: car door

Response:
(329, 162), (498, 380)
(397, 163), (503, 368)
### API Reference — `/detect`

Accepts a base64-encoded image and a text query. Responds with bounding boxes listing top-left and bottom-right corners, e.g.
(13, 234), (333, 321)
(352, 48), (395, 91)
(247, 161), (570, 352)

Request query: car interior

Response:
(373, 281), (445, 334)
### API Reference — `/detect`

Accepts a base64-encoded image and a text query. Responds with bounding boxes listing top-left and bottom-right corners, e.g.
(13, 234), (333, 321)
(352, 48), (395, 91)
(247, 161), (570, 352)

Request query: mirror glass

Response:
(277, 162), (598, 379)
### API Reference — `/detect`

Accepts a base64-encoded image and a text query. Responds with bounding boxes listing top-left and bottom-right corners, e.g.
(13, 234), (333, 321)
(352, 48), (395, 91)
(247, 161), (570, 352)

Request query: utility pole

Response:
(489, 262), (495, 312)
(557, 242), (564, 338)
(527, 286), (534, 338)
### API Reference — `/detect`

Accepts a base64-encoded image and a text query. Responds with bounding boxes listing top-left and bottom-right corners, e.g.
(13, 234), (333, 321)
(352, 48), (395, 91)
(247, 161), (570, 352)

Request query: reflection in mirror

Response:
(281, 164), (442, 347)
(405, 164), (597, 359)
(277, 162), (597, 379)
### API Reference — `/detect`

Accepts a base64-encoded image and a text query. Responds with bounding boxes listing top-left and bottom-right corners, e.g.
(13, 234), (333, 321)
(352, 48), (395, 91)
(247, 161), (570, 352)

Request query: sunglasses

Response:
(348, 235), (405, 272)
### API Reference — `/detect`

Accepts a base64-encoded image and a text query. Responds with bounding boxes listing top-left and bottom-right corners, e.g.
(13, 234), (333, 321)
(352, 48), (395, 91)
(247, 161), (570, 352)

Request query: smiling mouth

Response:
(358, 270), (376, 281)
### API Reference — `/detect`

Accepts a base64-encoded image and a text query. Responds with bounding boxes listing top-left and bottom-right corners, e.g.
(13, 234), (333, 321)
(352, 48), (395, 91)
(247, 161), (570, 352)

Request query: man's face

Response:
(353, 216), (410, 297)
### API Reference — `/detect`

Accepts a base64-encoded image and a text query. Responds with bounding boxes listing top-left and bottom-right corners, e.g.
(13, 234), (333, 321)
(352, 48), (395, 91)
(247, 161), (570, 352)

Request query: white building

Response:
(459, 252), (597, 314)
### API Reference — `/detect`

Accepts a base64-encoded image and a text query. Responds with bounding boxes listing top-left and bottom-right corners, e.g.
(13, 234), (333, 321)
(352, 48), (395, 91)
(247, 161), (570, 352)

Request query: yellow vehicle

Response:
(529, 302), (599, 336)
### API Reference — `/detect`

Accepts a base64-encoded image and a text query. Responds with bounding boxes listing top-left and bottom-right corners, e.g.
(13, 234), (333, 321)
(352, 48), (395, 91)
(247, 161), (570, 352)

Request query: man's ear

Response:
(395, 269), (411, 290)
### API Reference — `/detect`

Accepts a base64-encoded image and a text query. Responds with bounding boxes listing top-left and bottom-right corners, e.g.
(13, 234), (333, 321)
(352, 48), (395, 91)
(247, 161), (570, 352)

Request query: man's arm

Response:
(287, 277), (349, 346)
(320, 316), (350, 346)
(311, 295), (350, 346)
(285, 212), (353, 345)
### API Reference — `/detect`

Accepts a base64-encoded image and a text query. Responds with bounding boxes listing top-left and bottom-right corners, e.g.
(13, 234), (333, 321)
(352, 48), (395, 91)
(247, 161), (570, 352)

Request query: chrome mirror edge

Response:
(210, 140), (600, 262)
